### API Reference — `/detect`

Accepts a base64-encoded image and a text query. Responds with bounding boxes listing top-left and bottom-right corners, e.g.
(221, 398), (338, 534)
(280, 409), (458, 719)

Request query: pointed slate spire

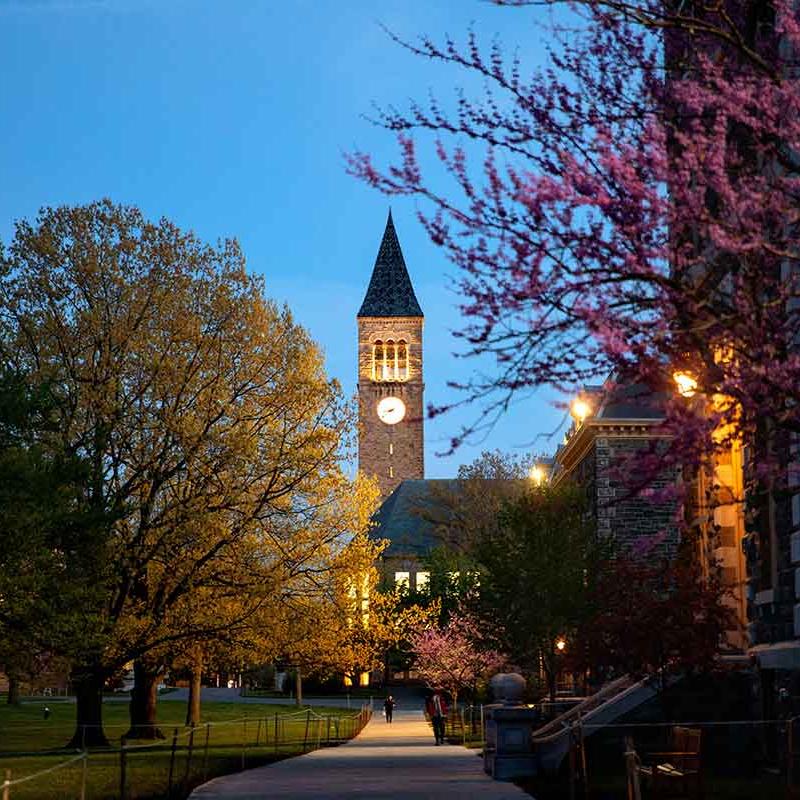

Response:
(357, 211), (423, 317)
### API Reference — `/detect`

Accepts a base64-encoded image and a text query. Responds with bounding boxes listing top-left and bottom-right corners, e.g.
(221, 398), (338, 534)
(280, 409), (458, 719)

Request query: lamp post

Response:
(570, 397), (593, 423)
(672, 371), (698, 398)
(529, 465), (546, 486)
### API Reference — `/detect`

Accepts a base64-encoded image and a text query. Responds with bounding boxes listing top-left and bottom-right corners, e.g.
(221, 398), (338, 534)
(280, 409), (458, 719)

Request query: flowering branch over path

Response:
(349, 1), (800, 486)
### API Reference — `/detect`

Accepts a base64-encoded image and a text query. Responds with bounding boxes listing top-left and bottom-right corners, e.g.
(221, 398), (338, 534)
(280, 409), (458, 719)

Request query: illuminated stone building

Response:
(552, 381), (749, 653)
(552, 383), (680, 560)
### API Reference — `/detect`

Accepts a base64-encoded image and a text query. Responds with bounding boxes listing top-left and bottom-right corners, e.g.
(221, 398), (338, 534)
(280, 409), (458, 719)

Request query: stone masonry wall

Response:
(357, 316), (424, 498)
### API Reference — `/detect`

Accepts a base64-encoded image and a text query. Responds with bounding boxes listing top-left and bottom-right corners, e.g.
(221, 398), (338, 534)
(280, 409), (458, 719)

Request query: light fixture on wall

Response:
(673, 371), (698, 398)
(529, 465), (546, 485)
(570, 397), (593, 423)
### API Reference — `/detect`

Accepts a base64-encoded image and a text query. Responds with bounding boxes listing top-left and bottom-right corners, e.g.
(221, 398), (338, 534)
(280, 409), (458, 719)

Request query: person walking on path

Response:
(425, 690), (448, 745)
(383, 695), (395, 723)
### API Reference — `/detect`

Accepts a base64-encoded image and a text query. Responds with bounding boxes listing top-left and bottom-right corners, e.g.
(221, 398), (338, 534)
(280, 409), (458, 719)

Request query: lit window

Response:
(383, 340), (395, 380)
(416, 571), (430, 591)
(372, 340), (385, 381)
(394, 571), (410, 588)
(397, 340), (408, 381)
(389, 465), (394, 478)
(372, 338), (410, 382)
(389, 443), (394, 455)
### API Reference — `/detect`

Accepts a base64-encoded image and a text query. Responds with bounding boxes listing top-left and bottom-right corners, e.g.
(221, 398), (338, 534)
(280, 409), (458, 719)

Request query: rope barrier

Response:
(1, 752), (86, 788)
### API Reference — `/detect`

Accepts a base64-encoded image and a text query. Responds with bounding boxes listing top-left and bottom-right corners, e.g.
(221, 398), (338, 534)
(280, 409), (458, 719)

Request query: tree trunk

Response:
(125, 659), (164, 739)
(186, 662), (202, 727)
(68, 663), (109, 748)
(295, 668), (302, 707)
(6, 672), (21, 705)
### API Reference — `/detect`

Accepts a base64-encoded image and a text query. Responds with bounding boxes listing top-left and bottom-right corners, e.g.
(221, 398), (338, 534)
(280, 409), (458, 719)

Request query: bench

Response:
(635, 725), (702, 798)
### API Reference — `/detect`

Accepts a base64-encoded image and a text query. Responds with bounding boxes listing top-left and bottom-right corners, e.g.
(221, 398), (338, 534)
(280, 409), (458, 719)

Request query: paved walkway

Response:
(189, 708), (531, 799)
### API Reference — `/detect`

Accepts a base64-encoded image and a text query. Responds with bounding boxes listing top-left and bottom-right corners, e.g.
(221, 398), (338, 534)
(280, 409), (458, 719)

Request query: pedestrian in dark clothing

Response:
(383, 695), (395, 723)
(424, 690), (448, 744)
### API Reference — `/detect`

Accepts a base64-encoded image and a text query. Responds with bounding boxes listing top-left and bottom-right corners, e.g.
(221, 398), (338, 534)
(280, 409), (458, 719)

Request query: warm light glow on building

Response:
(570, 398), (592, 422)
(529, 465), (546, 485)
(394, 571), (410, 589)
(372, 339), (410, 382)
(673, 371), (698, 398)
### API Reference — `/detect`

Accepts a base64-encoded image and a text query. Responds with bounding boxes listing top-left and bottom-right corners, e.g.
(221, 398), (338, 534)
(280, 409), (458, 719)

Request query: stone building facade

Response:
(744, 432), (800, 713)
(552, 385), (679, 561)
(553, 382), (749, 653)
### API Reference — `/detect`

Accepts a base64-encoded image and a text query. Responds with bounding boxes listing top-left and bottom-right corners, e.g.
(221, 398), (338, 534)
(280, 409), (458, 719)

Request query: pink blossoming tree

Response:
(349, 1), (800, 503)
(410, 612), (506, 705)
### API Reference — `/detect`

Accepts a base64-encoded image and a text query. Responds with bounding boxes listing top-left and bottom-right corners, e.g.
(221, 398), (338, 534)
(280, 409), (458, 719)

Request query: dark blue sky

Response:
(0, 0), (569, 476)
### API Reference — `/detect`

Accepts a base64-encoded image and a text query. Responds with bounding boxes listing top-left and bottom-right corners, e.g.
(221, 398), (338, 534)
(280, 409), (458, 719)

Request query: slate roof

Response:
(357, 211), (423, 318)
(368, 479), (456, 558)
(596, 382), (664, 420)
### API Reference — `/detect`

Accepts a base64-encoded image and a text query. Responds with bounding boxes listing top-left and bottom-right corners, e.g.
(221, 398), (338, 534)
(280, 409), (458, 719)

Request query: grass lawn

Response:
(0, 698), (366, 799)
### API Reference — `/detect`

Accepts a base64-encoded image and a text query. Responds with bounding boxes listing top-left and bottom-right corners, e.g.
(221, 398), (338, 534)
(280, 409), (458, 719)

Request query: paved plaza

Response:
(189, 707), (530, 799)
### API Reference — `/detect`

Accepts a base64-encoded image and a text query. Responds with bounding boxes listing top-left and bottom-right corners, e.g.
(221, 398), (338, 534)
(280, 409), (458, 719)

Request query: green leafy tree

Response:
(413, 450), (545, 622)
(472, 483), (607, 702)
(0, 370), (109, 709)
(0, 200), (353, 745)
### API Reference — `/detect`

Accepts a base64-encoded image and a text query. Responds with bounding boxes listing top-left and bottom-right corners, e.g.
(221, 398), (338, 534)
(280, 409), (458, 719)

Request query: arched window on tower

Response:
(397, 340), (408, 381)
(372, 338), (410, 381)
(383, 340), (396, 380)
(372, 340), (385, 381)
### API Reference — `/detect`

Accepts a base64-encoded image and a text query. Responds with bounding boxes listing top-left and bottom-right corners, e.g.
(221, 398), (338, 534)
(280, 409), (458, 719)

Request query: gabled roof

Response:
(368, 479), (456, 558)
(357, 211), (423, 318)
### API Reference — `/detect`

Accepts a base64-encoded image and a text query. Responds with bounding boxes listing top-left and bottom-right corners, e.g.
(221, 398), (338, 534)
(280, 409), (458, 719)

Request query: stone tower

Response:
(357, 212), (424, 498)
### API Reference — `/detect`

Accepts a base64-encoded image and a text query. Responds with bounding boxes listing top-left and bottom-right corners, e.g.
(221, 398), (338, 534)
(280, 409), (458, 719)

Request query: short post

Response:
(789, 716), (796, 790)
(274, 713), (279, 755)
(80, 750), (88, 800)
(579, 717), (589, 800)
(461, 707), (466, 747)
(183, 725), (196, 791)
(303, 708), (311, 750)
(326, 715), (331, 745)
(3, 769), (11, 800)
(255, 717), (262, 748)
(167, 727), (179, 798)
(480, 704), (485, 749)
(624, 736), (641, 800)
(119, 737), (128, 800)
(568, 722), (577, 800)
(241, 718), (247, 770)
(202, 723), (211, 782)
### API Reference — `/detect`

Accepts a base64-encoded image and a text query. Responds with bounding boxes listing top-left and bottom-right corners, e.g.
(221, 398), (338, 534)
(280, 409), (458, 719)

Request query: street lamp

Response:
(529, 464), (546, 485)
(555, 638), (566, 652)
(570, 397), (593, 423)
(673, 371), (698, 398)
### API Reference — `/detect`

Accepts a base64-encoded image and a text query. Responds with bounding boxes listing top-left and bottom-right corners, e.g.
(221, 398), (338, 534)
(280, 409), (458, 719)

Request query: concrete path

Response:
(189, 708), (531, 799)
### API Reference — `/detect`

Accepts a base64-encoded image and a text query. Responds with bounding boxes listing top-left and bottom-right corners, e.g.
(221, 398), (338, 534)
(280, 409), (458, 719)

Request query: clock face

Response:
(377, 396), (406, 425)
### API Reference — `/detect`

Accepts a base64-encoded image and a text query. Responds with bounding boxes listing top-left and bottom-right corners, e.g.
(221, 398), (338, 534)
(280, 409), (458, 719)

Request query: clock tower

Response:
(357, 212), (424, 498)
